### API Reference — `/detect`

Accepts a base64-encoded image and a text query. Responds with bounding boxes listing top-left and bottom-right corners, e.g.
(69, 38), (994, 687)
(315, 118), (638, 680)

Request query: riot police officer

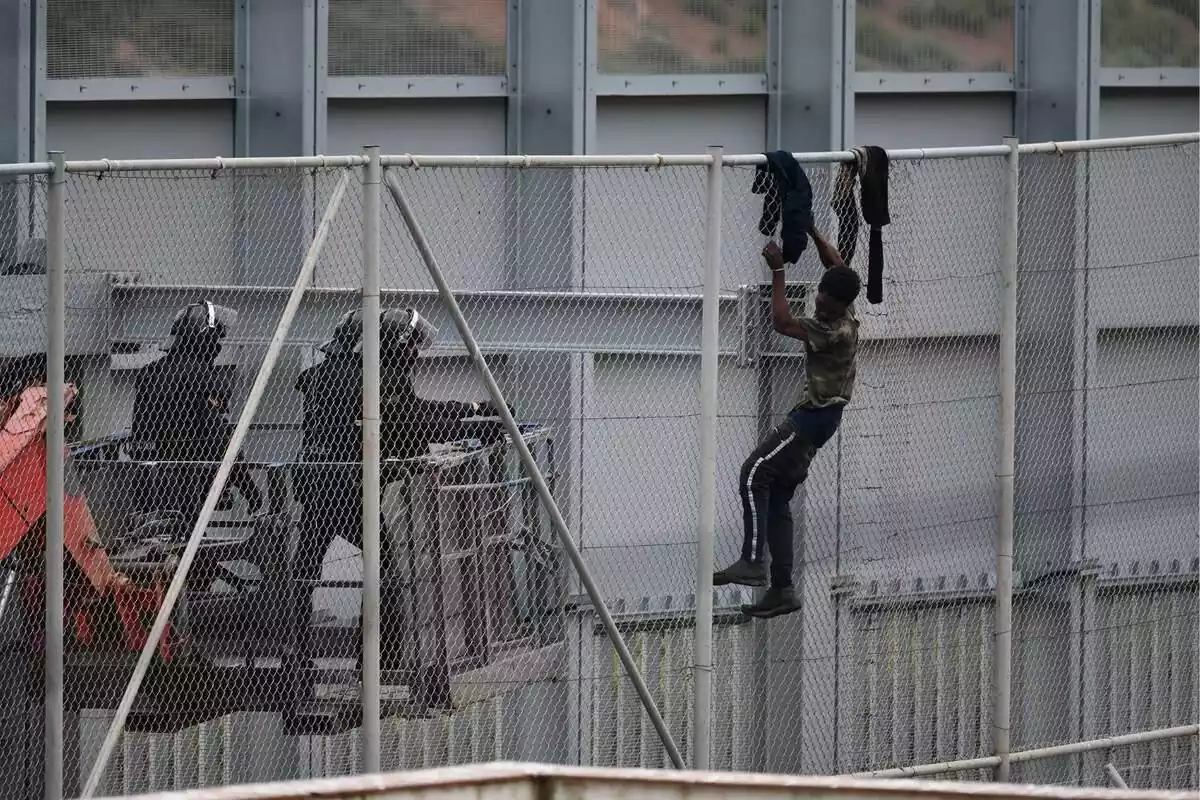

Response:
(128, 301), (263, 521)
(291, 307), (506, 672)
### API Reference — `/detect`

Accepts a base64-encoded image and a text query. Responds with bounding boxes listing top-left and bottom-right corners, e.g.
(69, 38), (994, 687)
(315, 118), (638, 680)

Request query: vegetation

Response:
(46, 0), (234, 79)
(599, 0), (768, 74)
(856, 17), (965, 72)
(327, 2), (506, 77)
(1101, 0), (1199, 67)
(42, 0), (1199, 79)
(858, 0), (1197, 72)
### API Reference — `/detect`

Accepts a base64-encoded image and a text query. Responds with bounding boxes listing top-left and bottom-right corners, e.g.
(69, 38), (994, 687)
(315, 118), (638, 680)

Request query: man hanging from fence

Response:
(713, 159), (862, 619)
(290, 307), (508, 681)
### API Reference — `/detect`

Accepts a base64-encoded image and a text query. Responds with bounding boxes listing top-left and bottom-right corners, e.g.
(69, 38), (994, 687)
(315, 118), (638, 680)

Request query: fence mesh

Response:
(1099, 0), (1200, 68)
(46, 0), (234, 80)
(597, 0), (767, 74)
(327, 0), (507, 77)
(855, 0), (1014, 72)
(0, 138), (1194, 797)
(714, 154), (1007, 776)
(1010, 142), (1199, 788)
(0, 170), (50, 799)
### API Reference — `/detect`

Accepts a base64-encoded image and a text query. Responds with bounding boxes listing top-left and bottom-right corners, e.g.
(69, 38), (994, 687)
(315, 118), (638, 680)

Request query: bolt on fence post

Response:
(693, 144), (723, 772)
(80, 169), (355, 799)
(361, 145), (383, 775)
(45, 150), (66, 800)
(383, 169), (686, 770)
(993, 135), (1020, 784)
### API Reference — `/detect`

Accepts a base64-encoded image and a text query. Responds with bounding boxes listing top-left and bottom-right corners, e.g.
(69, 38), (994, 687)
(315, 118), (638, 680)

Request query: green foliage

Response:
(742, 0), (767, 35)
(898, 0), (1011, 36)
(327, 1), (505, 76)
(46, 0), (234, 78)
(1149, 0), (1199, 26)
(682, 0), (729, 25)
(857, 17), (962, 71)
(1102, 0), (1199, 66)
(601, 13), (766, 74)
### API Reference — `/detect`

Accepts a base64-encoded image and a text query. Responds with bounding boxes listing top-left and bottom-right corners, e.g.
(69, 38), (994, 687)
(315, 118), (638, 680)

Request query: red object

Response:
(0, 385), (177, 660)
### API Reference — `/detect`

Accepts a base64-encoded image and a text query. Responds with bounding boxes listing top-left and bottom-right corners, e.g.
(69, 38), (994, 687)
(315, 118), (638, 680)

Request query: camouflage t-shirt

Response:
(794, 305), (859, 409)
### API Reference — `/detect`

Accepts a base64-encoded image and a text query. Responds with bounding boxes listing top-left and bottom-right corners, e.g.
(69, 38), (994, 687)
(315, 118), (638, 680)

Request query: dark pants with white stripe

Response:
(739, 405), (843, 588)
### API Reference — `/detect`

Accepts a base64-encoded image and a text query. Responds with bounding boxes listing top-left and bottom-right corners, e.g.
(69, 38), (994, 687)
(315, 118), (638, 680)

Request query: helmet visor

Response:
(161, 301), (238, 350)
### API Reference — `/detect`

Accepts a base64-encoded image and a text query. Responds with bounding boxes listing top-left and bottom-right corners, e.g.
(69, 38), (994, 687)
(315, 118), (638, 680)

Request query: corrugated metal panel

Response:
(68, 569), (1197, 791)
(841, 579), (994, 780)
(1083, 568), (1199, 790)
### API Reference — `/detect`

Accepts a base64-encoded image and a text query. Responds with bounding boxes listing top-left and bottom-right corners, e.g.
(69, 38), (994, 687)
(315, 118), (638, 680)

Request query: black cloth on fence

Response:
(854, 145), (890, 305)
(832, 162), (860, 268)
(752, 150), (814, 264)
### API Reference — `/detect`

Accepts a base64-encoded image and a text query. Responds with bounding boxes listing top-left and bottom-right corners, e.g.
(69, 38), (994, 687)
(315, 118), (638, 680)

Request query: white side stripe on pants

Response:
(745, 432), (796, 555)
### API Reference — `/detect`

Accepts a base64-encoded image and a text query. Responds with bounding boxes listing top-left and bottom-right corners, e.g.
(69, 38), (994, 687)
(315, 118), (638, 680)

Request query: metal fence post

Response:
(693, 144), (723, 771)
(361, 144), (383, 774)
(45, 150), (66, 800)
(994, 135), (1020, 783)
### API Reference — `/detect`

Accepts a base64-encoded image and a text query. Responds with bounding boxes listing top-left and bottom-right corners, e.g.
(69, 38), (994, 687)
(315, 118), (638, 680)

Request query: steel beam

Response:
(239, 0), (319, 287)
(767, 0), (846, 152)
(1098, 67), (1200, 88)
(44, 77), (235, 102)
(1015, 0), (1095, 141)
(1013, 0), (1097, 784)
(506, 0), (590, 669)
(0, 10), (44, 794)
(595, 74), (767, 97)
(764, 0), (848, 775)
(0, 0), (34, 280)
(854, 72), (1016, 94)
(327, 76), (507, 99)
(109, 285), (743, 357)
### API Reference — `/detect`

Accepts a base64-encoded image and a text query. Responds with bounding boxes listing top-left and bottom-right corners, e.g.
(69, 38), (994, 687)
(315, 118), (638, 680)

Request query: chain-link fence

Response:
(1009, 141), (1200, 787)
(0, 165), (52, 800)
(0, 134), (1194, 799)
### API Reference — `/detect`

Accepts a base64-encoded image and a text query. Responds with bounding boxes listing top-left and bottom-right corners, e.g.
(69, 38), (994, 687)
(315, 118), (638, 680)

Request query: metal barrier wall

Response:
(0, 133), (1194, 799)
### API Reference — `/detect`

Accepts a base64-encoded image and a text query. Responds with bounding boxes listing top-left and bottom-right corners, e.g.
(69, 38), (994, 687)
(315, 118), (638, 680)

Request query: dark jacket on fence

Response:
(752, 150), (814, 264)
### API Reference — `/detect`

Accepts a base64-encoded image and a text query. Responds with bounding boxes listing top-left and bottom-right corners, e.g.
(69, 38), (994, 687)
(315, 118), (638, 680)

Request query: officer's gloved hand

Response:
(475, 399), (515, 420)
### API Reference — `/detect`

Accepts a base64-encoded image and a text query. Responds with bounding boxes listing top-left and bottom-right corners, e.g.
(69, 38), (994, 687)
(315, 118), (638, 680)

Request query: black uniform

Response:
(128, 303), (262, 522)
(291, 309), (491, 669)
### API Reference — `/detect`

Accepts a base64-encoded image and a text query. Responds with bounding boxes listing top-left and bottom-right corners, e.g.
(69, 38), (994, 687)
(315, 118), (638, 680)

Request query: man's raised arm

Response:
(763, 241), (808, 341)
(808, 224), (846, 270)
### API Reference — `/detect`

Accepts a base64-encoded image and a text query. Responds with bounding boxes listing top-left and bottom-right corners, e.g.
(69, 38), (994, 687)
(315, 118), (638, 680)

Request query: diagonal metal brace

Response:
(383, 168), (686, 770)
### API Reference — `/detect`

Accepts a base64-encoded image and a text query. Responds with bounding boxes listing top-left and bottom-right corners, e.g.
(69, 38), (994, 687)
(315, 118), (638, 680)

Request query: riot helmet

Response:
(318, 307), (438, 356)
(382, 307), (438, 354)
(161, 301), (236, 356)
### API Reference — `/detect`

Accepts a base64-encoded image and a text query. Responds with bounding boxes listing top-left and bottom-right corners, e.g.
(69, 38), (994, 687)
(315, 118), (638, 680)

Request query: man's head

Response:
(815, 266), (860, 318)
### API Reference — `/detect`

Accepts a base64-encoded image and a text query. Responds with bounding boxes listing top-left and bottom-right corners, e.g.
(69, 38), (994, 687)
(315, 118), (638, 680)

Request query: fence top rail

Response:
(91, 762), (1197, 800)
(0, 131), (1191, 175)
(61, 154), (369, 174)
(1020, 131), (1199, 153)
(0, 162), (53, 176)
